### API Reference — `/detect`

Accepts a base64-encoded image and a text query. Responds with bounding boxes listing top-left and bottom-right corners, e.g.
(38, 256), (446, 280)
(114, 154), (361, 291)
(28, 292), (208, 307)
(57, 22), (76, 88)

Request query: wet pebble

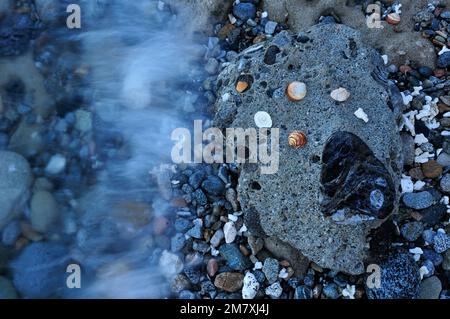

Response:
(440, 173), (450, 193)
(214, 272), (244, 292)
(433, 232), (449, 253)
(262, 258), (279, 284)
(401, 221), (424, 242)
(402, 191), (434, 210)
(418, 276), (442, 299)
(242, 272), (259, 299)
(265, 282), (282, 298)
(219, 243), (252, 271)
(233, 3), (256, 21)
(202, 175), (225, 196)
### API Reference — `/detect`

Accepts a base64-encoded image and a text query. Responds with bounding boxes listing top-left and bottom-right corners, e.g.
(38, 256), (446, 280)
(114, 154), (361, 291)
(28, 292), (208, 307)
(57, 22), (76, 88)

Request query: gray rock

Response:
(189, 170), (206, 189)
(218, 243), (252, 271)
(171, 233), (186, 252)
(0, 151), (32, 230)
(402, 192), (434, 210)
(214, 24), (402, 275)
(265, 21), (278, 35)
(437, 152), (450, 167)
(205, 58), (219, 75)
(401, 222), (424, 242)
(262, 258), (279, 284)
(0, 276), (18, 299)
(400, 133), (415, 166)
(201, 175), (225, 196)
(440, 174), (450, 193)
(323, 283), (340, 299)
(437, 52), (450, 68)
(418, 276), (442, 299)
(1, 220), (21, 246)
(422, 249), (443, 266)
(233, 2), (256, 21)
(294, 285), (313, 299)
(11, 242), (70, 298)
(8, 120), (44, 158)
(433, 232), (449, 254)
(366, 250), (420, 299)
(30, 191), (59, 233)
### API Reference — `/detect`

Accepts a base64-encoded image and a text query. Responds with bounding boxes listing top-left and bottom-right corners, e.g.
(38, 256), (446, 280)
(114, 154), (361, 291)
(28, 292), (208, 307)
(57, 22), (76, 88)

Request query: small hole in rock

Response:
(250, 181), (262, 190)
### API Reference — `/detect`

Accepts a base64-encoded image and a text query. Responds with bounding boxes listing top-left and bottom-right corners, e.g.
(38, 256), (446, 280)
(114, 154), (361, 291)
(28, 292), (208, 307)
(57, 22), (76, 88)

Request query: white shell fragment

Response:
(254, 111), (273, 128)
(354, 108), (369, 123)
(330, 87), (350, 102)
(414, 134), (428, 145)
(286, 81), (307, 101)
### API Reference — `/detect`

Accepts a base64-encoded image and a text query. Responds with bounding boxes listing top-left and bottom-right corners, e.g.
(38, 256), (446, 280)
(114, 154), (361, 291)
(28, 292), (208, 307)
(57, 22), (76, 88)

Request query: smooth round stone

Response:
(30, 191), (59, 233)
(402, 191), (434, 210)
(330, 87), (350, 102)
(401, 222), (424, 242)
(254, 111), (273, 128)
(418, 276), (442, 299)
(286, 82), (307, 101)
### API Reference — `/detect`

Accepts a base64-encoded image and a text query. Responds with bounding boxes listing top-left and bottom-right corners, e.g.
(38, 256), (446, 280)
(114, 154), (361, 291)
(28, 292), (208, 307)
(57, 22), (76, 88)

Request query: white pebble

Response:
(253, 262), (263, 270)
(342, 284), (356, 299)
(409, 247), (423, 255)
(228, 214), (238, 222)
(242, 272), (260, 299)
(381, 55), (388, 65)
(441, 131), (450, 137)
(222, 93), (231, 102)
(45, 154), (67, 175)
(401, 176), (414, 193)
(439, 46), (450, 56)
(440, 196), (449, 205)
(354, 108), (369, 123)
(414, 134), (428, 145)
(278, 268), (289, 279)
(330, 87), (350, 102)
(413, 181), (426, 191)
(412, 86), (423, 96)
(223, 221), (237, 243)
(254, 111), (273, 128)
(419, 266), (429, 280)
(401, 92), (413, 106)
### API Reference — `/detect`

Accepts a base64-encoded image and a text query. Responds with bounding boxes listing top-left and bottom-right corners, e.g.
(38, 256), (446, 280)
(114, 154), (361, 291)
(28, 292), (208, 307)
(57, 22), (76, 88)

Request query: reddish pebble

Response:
(152, 216), (170, 235)
(434, 69), (446, 78)
(207, 258), (219, 277)
(399, 65), (412, 74)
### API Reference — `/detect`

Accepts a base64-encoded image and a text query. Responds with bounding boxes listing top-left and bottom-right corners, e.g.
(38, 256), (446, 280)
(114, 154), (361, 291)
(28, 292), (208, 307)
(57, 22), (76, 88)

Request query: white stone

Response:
(242, 272), (260, 299)
(224, 221), (237, 243)
(413, 181), (426, 191)
(419, 266), (429, 280)
(412, 86), (423, 97)
(159, 250), (183, 279)
(354, 108), (369, 123)
(330, 87), (350, 102)
(265, 282), (282, 298)
(401, 176), (414, 193)
(253, 262), (263, 270)
(381, 55), (388, 65)
(45, 154), (66, 175)
(401, 92), (413, 106)
(254, 111), (273, 128)
(439, 46), (450, 56)
(409, 247), (423, 255)
(278, 268), (289, 279)
(228, 214), (238, 222)
(414, 134), (428, 145)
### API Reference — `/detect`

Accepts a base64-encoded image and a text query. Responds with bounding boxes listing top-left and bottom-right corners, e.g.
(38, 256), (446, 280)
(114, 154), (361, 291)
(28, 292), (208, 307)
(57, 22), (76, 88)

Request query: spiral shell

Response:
(288, 131), (307, 149)
(386, 12), (401, 25)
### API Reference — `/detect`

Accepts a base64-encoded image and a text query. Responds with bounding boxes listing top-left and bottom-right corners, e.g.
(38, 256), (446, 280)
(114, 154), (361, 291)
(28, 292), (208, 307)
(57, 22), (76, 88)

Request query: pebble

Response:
(45, 154), (66, 175)
(205, 58), (219, 75)
(223, 221), (237, 244)
(207, 258), (219, 277)
(419, 204), (447, 226)
(233, 3), (257, 21)
(354, 107), (369, 123)
(210, 229), (224, 248)
(440, 173), (450, 192)
(418, 276), (442, 299)
(219, 243), (252, 271)
(201, 176), (225, 196)
(188, 170), (206, 189)
(159, 250), (184, 279)
(323, 283), (340, 299)
(265, 21), (278, 35)
(214, 272), (244, 292)
(30, 191), (59, 233)
(0, 151), (31, 231)
(1, 220), (21, 246)
(422, 249), (443, 266)
(192, 189), (208, 206)
(421, 160), (442, 178)
(366, 250), (420, 299)
(401, 221), (424, 242)
(437, 152), (450, 167)
(179, 290), (197, 299)
(421, 259), (435, 278)
(330, 87), (350, 102)
(186, 219), (203, 239)
(294, 285), (313, 299)
(433, 232), (449, 253)
(171, 274), (191, 294)
(11, 242), (69, 298)
(265, 282), (283, 298)
(242, 272), (260, 299)
(402, 191), (434, 210)
(74, 110), (92, 133)
(262, 258), (280, 284)
(437, 52), (450, 68)
(171, 233), (186, 252)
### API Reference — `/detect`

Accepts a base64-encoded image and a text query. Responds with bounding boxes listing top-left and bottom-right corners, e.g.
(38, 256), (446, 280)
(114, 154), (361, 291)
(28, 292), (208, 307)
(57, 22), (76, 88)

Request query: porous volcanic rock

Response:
(213, 24), (402, 275)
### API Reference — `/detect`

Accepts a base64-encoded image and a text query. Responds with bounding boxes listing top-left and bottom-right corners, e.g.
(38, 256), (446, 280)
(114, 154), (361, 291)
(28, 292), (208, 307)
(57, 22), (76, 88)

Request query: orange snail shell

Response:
(288, 131), (307, 149)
